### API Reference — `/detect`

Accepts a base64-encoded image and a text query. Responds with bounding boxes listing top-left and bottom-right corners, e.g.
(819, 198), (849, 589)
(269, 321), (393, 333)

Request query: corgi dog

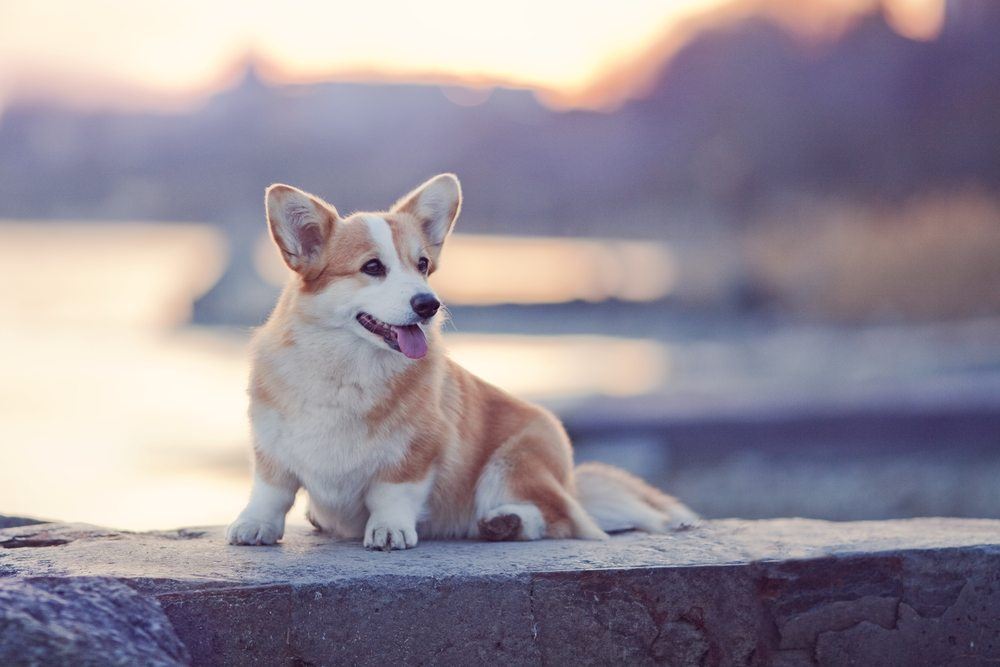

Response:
(227, 174), (697, 550)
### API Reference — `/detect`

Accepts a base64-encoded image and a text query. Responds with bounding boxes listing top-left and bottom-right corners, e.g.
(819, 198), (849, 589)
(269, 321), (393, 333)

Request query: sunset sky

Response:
(0, 0), (946, 111)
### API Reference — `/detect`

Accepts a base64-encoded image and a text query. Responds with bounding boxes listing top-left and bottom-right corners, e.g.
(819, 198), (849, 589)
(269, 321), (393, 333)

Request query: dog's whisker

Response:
(439, 304), (458, 332)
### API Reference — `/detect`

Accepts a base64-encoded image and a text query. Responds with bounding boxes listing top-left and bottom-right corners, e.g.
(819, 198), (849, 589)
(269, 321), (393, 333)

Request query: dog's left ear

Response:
(392, 174), (462, 258)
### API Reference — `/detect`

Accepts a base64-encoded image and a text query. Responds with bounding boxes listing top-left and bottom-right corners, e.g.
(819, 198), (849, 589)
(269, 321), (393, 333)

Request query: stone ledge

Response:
(2, 518), (999, 665)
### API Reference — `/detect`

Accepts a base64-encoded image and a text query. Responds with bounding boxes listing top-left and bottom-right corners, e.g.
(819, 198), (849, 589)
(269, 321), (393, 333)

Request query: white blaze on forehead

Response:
(355, 214), (432, 332)
(362, 215), (401, 270)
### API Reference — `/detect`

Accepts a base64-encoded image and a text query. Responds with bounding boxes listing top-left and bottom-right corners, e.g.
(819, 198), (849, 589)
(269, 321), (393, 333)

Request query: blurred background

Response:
(2, 0), (999, 530)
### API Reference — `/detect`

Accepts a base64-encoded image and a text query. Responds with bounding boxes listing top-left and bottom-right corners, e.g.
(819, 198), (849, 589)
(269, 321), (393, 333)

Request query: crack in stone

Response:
(527, 576), (550, 667)
(0, 526), (122, 550)
(0, 537), (70, 549)
(807, 590), (978, 665)
(528, 578), (539, 643)
(149, 528), (206, 540)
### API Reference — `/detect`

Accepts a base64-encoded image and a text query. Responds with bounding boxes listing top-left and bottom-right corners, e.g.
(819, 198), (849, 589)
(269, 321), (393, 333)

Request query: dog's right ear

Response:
(265, 184), (338, 279)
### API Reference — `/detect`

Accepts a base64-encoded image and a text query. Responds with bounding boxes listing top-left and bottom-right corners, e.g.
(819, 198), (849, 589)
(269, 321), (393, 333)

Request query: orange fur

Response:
(423, 360), (578, 538)
(384, 212), (433, 273)
(301, 221), (376, 294)
(391, 190), (458, 265)
(366, 355), (449, 484)
(249, 359), (288, 415)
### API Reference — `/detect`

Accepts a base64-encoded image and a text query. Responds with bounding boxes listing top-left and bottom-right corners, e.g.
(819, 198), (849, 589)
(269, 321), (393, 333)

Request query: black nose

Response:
(410, 293), (440, 319)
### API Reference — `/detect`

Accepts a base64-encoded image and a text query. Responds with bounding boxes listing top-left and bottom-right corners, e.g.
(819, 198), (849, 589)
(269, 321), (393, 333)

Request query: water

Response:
(0, 222), (671, 529)
(2, 221), (999, 529)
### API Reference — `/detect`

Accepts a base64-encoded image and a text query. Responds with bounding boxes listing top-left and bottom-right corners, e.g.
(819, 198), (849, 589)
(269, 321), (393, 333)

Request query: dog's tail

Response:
(573, 462), (699, 534)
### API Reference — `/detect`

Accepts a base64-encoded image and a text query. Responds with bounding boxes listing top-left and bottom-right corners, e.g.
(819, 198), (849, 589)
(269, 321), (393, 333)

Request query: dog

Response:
(227, 174), (697, 549)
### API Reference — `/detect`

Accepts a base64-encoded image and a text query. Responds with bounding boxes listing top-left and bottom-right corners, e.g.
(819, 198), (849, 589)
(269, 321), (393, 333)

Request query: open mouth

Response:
(356, 313), (428, 360)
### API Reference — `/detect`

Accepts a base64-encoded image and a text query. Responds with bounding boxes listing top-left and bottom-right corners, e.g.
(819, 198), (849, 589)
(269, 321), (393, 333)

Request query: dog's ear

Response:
(392, 174), (462, 258)
(265, 184), (338, 278)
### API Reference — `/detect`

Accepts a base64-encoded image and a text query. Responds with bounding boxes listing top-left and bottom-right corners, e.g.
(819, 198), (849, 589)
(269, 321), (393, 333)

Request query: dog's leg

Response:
(226, 469), (299, 545)
(363, 477), (432, 551)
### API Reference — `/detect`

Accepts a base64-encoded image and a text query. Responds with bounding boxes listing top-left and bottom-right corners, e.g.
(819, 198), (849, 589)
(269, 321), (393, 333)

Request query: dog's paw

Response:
(478, 513), (522, 541)
(363, 521), (418, 551)
(226, 517), (283, 546)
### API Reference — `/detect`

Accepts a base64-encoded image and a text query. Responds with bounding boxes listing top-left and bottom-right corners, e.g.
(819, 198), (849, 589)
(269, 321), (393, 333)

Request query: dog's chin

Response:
(355, 312), (429, 360)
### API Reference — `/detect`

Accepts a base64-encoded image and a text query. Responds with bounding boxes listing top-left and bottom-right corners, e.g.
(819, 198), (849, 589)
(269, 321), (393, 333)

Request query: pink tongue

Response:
(393, 325), (428, 359)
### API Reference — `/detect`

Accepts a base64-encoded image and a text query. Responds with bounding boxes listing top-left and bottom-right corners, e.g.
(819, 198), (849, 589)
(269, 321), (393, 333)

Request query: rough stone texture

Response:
(0, 577), (190, 666)
(2, 518), (999, 665)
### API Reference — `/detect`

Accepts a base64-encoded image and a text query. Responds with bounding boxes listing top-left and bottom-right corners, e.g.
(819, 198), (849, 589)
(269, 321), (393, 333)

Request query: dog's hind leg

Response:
(474, 427), (608, 541)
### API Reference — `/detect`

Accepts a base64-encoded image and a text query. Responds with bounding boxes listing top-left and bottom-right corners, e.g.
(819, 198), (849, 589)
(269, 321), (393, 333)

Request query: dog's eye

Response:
(417, 257), (429, 274)
(361, 259), (386, 277)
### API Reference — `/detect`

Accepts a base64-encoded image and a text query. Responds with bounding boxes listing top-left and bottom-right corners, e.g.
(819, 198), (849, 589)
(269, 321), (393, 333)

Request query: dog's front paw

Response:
(226, 517), (284, 546)
(363, 519), (418, 551)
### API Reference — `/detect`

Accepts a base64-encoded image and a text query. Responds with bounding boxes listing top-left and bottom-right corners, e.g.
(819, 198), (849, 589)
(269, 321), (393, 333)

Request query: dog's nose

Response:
(410, 293), (440, 319)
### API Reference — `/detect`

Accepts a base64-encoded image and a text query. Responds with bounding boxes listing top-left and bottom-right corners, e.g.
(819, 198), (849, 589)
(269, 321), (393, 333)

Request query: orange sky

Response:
(0, 0), (946, 112)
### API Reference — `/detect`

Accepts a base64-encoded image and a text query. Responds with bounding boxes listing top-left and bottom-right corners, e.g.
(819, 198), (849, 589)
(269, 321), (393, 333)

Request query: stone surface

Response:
(0, 577), (190, 666)
(2, 518), (999, 665)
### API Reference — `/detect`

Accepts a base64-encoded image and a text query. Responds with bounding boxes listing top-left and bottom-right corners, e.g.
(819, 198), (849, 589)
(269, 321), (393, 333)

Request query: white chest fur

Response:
(250, 323), (413, 526)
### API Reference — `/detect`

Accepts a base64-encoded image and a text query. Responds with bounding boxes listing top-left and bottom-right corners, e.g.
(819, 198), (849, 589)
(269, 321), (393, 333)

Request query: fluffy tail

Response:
(574, 462), (699, 534)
